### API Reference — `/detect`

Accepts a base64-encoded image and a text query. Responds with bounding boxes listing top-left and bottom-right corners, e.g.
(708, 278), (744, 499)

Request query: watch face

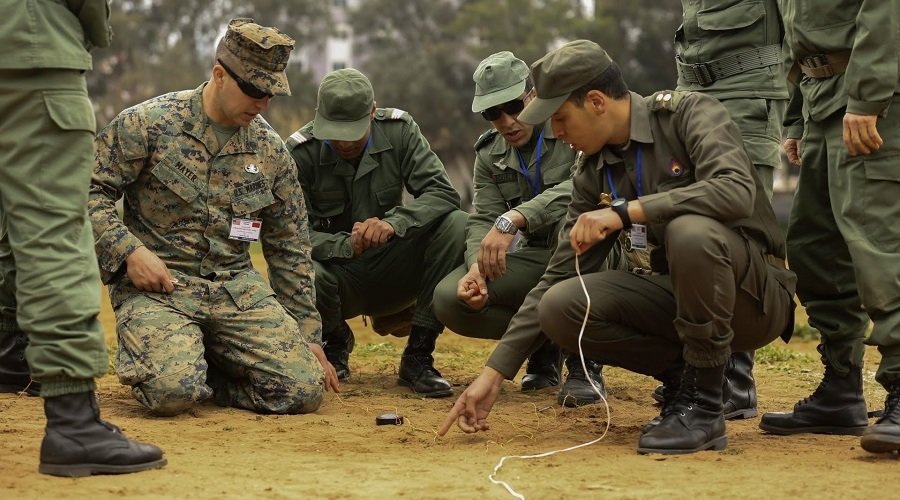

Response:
(612, 198), (626, 207)
(496, 216), (516, 234)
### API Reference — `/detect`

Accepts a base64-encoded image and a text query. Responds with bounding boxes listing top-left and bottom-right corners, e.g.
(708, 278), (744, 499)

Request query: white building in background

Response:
(297, 0), (359, 83)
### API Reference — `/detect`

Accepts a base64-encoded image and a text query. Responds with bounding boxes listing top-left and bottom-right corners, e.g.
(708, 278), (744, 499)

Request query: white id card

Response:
(229, 218), (262, 242)
(630, 224), (648, 250)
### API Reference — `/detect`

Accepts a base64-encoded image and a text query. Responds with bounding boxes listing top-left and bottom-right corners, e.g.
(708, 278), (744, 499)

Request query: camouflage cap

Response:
(471, 51), (529, 113)
(312, 68), (375, 141)
(518, 40), (613, 125)
(216, 18), (295, 97)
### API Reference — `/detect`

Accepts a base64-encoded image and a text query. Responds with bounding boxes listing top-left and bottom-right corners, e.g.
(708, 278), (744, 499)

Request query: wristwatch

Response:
(494, 214), (518, 234)
(610, 198), (633, 231)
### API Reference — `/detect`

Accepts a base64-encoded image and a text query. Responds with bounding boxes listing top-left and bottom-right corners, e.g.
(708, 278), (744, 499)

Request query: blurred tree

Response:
(88, 0), (329, 135)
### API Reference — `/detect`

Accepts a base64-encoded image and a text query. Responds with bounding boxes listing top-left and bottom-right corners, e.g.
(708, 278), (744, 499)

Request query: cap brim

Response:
(517, 93), (570, 125)
(270, 71), (291, 97)
(471, 80), (526, 113)
(312, 114), (371, 141)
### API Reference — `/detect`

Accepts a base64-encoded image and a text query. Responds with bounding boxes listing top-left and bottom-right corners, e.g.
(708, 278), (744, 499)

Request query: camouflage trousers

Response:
(111, 270), (324, 416)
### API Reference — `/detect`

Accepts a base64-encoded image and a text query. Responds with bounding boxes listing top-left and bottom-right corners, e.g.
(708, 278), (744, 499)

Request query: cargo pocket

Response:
(374, 184), (402, 209)
(698, 1), (764, 31)
(224, 275), (277, 311)
(43, 90), (96, 133)
(115, 319), (158, 386)
(738, 237), (768, 313)
(862, 154), (900, 248)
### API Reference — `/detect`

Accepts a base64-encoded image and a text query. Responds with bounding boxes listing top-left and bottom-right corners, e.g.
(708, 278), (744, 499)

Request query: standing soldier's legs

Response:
(206, 277), (325, 414)
(825, 99), (900, 453)
(113, 294), (213, 416)
(0, 69), (164, 476)
(760, 112), (870, 436)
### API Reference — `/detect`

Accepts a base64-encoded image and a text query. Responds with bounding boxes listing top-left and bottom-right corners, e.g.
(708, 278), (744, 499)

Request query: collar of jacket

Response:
(183, 82), (260, 157)
(599, 91), (655, 166)
(490, 120), (556, 169)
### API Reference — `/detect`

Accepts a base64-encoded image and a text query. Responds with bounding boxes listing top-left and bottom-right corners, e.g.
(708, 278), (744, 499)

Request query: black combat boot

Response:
(651, 351), (757, 421)
(759, 360), (868, 435)
(638, 364), (727, 454)
(322, 321), (355, 381)
(860, 381), (900, 453)
(521, 340), (562, 392)
(398, 326), (452, 398)
(39, 391), (166, 477)
(0, 328), (39, 396)
(641, 362), (683, 435)
(557, 356), (606, 407)
(722, 351), (757, 419)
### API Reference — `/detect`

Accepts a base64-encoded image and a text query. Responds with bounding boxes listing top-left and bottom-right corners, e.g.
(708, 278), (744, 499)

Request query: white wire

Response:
(488, 253), (611, 499)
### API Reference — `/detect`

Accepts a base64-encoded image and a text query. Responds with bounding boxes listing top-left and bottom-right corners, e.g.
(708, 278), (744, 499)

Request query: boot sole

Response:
(724, 407), (758, 420)
(637, 435), (728, 455)
(39, 458), (167, 477)
(860, 432), (900, 453)
(758, 422), (867, 436)
(397, 378), (452, 398)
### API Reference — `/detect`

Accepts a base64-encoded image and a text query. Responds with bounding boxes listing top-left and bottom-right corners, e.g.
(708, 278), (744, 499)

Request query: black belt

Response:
(677, 44), (782, 86)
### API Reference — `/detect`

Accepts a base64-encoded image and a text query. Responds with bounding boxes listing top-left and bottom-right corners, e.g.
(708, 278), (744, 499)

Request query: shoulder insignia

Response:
(650, 90), (688, 112)
(286, 131), (308, 149)
(474, 129), (499, 151)
(375, 108), (408, 120)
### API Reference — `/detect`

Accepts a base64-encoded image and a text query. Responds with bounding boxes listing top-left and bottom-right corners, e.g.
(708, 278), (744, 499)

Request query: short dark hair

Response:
(568, 62), (629, 106)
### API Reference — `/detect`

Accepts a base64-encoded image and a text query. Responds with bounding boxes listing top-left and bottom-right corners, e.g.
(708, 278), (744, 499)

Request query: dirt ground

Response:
(1, 288), (897, 499)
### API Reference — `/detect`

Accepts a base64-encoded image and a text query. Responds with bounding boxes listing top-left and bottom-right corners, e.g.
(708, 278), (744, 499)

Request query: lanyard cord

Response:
(514, 130), (544, 197)
(606, 145), (643, 200)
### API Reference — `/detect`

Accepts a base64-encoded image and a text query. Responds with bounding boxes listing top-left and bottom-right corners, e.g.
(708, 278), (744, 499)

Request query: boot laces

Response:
(797, 362), (838, 407)
(672, 366), (699, 416)
(878, 382), (900, 424)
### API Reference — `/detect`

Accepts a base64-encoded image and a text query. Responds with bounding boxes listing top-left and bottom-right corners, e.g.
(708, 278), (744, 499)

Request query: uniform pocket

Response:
(115, 318), (158, 386)
(862, 154), (900, 247)
(42, 90), (96, 133)
(232, 189), (276, 217)
(374, 184), (402, 208)
(698, 0), (764, 31)
(224, 274), (277, 311)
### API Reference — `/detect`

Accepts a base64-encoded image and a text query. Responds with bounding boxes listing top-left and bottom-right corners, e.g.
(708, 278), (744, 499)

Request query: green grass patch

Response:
(354, 342), (400, 357)
(791, 323), (820, 341)
(755, 343), (813, 365)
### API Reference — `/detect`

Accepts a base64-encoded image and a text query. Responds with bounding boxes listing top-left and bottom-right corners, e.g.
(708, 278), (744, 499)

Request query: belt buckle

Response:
(690, 62), (715, 86)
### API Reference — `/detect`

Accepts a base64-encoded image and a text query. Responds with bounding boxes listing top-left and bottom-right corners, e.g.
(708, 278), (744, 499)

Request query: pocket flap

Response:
(150, 160), (201, 203)
(223, 275), (276, 311)
(698, 1), (764, 31)
(374, 185), (402, 205)
(43, 91), (96, 132)
(232, 189), (276, 216)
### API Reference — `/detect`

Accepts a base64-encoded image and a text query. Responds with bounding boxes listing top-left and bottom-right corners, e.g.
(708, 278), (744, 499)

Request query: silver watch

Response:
(494, 215), (518, 235)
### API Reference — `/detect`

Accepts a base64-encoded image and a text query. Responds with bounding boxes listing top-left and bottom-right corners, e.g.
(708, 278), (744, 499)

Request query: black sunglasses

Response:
(480, 99), (526, 121)
(217, 59), (273, 100)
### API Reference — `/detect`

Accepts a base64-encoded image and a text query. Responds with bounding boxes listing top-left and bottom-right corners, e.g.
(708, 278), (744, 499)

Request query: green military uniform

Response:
(0, 0), (113, 397)
(89, 23), (325, 416)
(780, 0), (899, 386)
(287, 110), (466, 335)
(433, 122), (574, 339)
(676, 0), (788, 199)
(490, 90), (796, 381)
(760, 1), (900, 449)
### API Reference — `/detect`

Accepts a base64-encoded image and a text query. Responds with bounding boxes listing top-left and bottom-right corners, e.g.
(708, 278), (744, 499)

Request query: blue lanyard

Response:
(606, 145), (643, 199)
(514, 130), (544, 197)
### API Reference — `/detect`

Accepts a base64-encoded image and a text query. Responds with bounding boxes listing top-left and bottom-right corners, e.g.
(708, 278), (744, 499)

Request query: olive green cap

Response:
(471, 51), (529, 113)
(215, 18), (295, 97)
(313, 68), (375, 141)
(518, 40), (613, 125)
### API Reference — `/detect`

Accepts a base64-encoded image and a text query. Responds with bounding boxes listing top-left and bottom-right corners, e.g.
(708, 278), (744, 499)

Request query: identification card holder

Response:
(506, 230), (524, 253)
(630, 224), (648, 250)
(229, 218), (262, 242)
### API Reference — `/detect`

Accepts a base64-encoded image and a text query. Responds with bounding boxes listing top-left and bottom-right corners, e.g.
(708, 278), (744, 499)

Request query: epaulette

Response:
(374, 108), (409, 121)
(474, 129), (498, 151)
(649, 90), (688, 112)
(286, 130), (310, 149)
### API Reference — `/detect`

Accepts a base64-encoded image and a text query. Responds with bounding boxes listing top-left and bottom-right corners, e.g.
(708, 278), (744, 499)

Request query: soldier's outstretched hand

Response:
(570, 208), (621, 255)
(126, 246), (175, 294)
(309, 343), (341, 393)
(439, 367), (504, 436)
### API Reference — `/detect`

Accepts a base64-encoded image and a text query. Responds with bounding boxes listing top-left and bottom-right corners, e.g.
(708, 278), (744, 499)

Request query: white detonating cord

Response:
(489, 253), (611, 500)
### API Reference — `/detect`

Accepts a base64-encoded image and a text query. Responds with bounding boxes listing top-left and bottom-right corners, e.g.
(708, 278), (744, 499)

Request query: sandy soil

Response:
(1, 291), (897, 499)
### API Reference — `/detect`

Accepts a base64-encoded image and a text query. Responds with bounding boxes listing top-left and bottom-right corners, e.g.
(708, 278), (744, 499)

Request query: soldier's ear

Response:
(586, 90), (606, 113)
(212, 65), (226, 87)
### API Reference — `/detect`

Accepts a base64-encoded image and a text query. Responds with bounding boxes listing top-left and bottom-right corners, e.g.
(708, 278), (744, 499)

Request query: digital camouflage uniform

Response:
(433, 122), (575, 339)
(491, 90), (796, 382)
(758, 0), (900, 449)
(0, 0), (113, 397)
(287, 110), (466, 336)
(90, 83), (325, 415)
(676, 0), (787, 199)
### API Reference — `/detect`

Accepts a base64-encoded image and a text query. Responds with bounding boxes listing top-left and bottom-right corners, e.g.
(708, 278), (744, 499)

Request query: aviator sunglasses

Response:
(479, 85), (534, 121)
(217, 59), (274, 100)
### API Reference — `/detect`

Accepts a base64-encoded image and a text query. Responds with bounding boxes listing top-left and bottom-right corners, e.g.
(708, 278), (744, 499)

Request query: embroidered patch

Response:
(669, 158), (687, 177)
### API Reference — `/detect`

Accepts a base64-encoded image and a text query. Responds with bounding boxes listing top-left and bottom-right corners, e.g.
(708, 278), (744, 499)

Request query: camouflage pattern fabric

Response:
(216, 18), (294, 97)
(90, 84), (324, 414)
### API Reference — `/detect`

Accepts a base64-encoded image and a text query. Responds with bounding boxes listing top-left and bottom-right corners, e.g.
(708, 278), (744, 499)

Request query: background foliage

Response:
(89, 0), (682, 203)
